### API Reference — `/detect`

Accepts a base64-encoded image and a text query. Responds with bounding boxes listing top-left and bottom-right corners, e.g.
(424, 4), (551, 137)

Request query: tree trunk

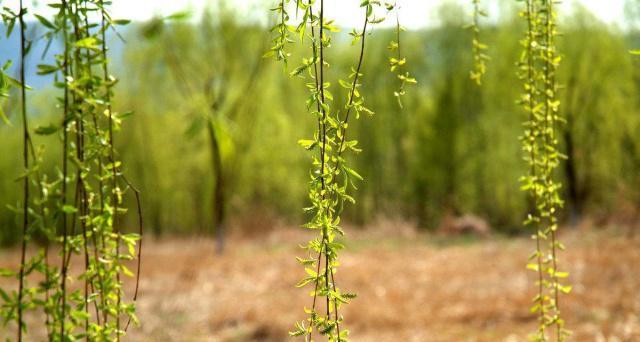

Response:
(563, 122), (581, 226)
(207, 117), (225, 254)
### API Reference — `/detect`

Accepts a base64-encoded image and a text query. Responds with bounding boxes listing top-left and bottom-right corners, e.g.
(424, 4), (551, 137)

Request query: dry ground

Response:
(1, 223), (639, 341)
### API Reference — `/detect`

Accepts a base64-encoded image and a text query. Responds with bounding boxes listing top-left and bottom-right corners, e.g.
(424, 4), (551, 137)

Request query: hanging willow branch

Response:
(387, 2), (416, 108)
(58, 0), (71, 340)
(17, 1), (29, 339)
(269, 1), (403, 340)
(518, 0), (570, 341)
(468, 0), (489, 85)
(0, 1), (142, 340)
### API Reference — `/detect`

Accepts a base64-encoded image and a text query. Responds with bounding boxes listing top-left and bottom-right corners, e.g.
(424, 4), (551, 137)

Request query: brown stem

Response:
(207, 118), (226, 254)
(525, 0), (546, 337)
(336, 16), (369, 157)
(304, 2), (331, 338)
(58, 0), (71, 338)
(81, 4), (109, 326)
(123, 175), (143, 332)
(99, 1), (122, 337)
(307, 246), (324, 341)
(17, 1), (29, 340)
(542, 1), (561, 339)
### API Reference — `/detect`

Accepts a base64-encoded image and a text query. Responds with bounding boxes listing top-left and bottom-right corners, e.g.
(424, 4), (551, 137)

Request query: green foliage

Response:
(0, 60), (14, 124)
(518, 0), (570, 340)
(467, 0), (489, 85)
(120, 5), (270, 245)
(0, 1), (141, 341)
(0, 3), (637, 241)
(387, 3), (416, 107)
(269, 1), (407, 340)
(0, 4), (638, 338)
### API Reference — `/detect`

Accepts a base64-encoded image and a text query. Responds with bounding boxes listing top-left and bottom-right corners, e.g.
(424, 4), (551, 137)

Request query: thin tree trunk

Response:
(563, 76), (582, 226)
(207, 117), (225, 254)
(563, 122), (581, 225)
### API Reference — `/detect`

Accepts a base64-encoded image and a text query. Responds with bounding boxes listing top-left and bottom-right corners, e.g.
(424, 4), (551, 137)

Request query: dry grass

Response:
(1, 224), (639, 341)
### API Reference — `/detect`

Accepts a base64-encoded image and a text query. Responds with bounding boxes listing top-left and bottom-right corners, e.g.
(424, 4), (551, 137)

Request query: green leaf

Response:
(344, 166), (363, 181)
(121, 265), (135, 277)
(0, 287), (9, 302)
(0, 268), (14, 278)
(75, 37), (100, 51)
(37, 64), (59, 75)
(558, 284), (572, 294)
(166, 11), (191, 21)
(112, 19), (131, 26)
(298, 139), (317, 150)
(304, 267), (317, 277)
(34, 124), (58, 135)
(34, 14), (55, 29)
(62, 205), (78, 214)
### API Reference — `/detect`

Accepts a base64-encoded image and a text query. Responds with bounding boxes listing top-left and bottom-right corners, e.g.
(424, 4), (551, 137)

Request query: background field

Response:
(1, 223), (638, 341)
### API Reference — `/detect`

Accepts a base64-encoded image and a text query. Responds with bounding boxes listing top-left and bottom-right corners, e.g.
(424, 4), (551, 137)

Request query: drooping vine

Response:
(267, 0), (293, 65)
(468, 0), (489, 85)
(0, 1), (142, 341)
(518, 0), (570, 341)
(17, 1), (30, 339)
(0, 9), (56, 342)
(387, 2), (416, 108)
(269, 1), (404, 340)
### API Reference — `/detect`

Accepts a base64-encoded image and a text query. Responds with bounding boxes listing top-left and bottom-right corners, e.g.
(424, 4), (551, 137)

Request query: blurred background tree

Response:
(1, 1), (639, 244)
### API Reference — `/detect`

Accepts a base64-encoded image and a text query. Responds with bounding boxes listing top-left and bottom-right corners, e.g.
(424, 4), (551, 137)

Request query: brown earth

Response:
(1, 223), (639, 341)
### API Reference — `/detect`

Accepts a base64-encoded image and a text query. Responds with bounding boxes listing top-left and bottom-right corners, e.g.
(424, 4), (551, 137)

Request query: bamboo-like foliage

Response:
(467, 0), (489, 85)
(518, 0), (570, 340)
(268, 1), (406, 340)
(0, 1), (142, 341)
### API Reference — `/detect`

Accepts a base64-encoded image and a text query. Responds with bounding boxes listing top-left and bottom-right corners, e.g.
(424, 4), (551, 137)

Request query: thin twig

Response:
(17, 1), (29, 339)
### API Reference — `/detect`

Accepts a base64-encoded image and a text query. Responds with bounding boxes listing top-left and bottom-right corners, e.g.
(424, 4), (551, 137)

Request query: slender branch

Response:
(58, 0), (71, 338)
(542, 1), (563, 339)
(337, 17), (368, 156)
(17, 0), (29, 339)
(122, 175), (144, 332)
(271, 2), (384, 340)
(72, 2), (92, 332)
(304, 3), (328, 339)
(524, 1), (546, 338)
(99, 1), (123, 338)
(82, 2), (108, 326)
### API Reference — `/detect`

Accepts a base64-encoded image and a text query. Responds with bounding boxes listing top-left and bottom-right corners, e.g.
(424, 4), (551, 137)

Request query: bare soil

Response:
(1, 224), (639, 341)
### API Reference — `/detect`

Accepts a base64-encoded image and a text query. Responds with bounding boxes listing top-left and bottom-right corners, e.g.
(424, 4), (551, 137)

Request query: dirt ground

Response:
(1, 223), (639, 341)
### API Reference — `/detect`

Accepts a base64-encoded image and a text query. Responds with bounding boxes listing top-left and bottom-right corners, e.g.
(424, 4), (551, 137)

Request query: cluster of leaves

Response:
(0, 60), (18, 123)
(269, 0), (408, 340)
(466, 0), (489, 85)
(0, 1), (142, 341)
(517, 0), (570, 340)
(386, 2), (416, 108)
(266, 0), (293, 64)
